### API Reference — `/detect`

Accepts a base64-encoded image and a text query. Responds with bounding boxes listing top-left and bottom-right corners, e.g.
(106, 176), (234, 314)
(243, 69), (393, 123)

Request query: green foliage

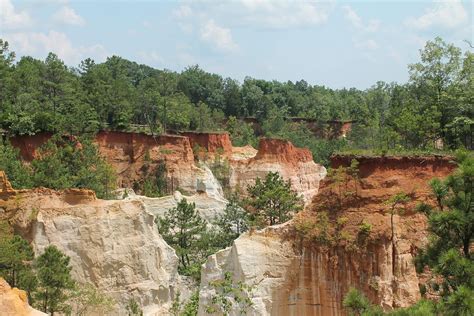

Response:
(343, 287), (373, 316)
(225, 116), (257, 147)
(388, 300), (436, 316)
(209, 154), (231, 188)
(181, 291), (199, 316)
(205, 272), (253, 315)
(440, 286), (474, 316)
(429, 178), (449, 211)
(270, 122), (347, 166)
(310, 212), (331, 245)
(411, 152), (474, 312)
(156, 199), (208, 279)
(67, 283), (115, 316)
(0, 37), (471, 155)
(246, 172), (303, 227)
(170, 291), (182, 316)
(27, 136), (116, 198)
(34, 245), (75, 315)
(359, 221), (372, 236)
(140, 160), (168, 197)
(0, 235), (36, 291)
(156, 195), (250, 283)
(325, 160), (361, 208)
(1, 135), (116, 198)
(212, 195), (249, 248)
(0, 142), (32, 188)
(126, 298), (143, 316)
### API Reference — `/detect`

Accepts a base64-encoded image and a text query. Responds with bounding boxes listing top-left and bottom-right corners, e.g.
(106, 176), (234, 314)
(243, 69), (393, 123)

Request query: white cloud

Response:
(239, 0), (331, 28)
(200, 19), (238, 52)
(0, 0), (32, 29)
(354, 38), (378, 50)
(173, 5), (192, 18)
(4, 30), (108, 64)
(342, 5), (380, 32)
(174, 1), (333, 29)
(405, 0), (468, 30)
(53, 6), (85, 26)
(342, 6), (380, 52)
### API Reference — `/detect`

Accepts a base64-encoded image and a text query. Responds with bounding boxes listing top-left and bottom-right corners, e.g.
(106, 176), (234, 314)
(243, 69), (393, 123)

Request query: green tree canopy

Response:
(34, 245), (75, 315)
(246, 172), (303, 227)
(156, 199), (208, 278)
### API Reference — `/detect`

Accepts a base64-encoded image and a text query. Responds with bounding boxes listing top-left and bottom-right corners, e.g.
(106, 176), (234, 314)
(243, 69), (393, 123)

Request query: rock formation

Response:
(9, 132), (326, 202)
(180, 131), (233, 158)
(0, 178), (185, 315)
(0, 278), (46, 316)
(198, 155), (456, 315)
(95, 131), (198, 192)
(229, 138), (327, 203)
(199, 224), (297, 316)
(118, 189), (227, 222)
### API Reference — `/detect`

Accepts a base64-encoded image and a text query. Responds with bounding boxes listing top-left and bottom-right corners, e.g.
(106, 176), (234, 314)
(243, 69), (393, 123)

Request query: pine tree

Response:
(247, 172), (303, 226)
(0, 235), (35, 289)
(34, 246), (75, 315)
(415, 151), (473, 314)
(156, 199), (207, 277)
(213, 195), (249, 248)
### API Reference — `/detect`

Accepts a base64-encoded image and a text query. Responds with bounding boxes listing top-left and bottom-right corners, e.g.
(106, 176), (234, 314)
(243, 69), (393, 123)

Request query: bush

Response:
(0, 142), (32, 188)
(29, 136), (116, 199)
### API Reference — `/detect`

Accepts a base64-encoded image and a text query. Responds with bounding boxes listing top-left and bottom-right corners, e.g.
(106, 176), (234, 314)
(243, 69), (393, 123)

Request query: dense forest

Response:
(0, 37), (472, 158)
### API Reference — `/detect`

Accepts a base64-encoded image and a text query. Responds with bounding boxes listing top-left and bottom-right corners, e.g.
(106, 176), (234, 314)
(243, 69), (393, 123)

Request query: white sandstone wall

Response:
(31, 198), (184, 315)
(198, 224), (298, 316)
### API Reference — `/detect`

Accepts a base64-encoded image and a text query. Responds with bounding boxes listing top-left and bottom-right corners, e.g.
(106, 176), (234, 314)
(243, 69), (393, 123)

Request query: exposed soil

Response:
(277, 154), (457, 314)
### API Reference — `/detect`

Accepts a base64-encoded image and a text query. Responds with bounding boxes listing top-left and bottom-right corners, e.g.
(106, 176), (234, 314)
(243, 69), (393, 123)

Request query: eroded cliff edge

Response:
(0, 133), (326, 315)
(0, 177), (182, 315)
(10, 131), (326, 203)
(3, 131), (457, 315)
(198, 155), (456, 315)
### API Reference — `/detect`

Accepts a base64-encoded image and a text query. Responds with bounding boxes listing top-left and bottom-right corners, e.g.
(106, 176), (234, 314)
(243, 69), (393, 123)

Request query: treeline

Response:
(0, 37), (472, 154)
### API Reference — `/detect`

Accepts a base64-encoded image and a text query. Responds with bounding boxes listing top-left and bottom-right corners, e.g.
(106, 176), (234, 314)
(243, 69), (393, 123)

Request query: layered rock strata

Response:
(199, 155), (456, 315)
(229, 138), (327, 203)
(0, 178), (184, 315)
(118, 189), (227, 222)
(9, 132), (327, 202)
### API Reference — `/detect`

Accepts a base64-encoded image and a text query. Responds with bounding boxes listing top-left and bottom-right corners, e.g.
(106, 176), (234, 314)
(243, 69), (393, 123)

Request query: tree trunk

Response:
(391, 211), (396, 275)
(463, 237), (470, 258)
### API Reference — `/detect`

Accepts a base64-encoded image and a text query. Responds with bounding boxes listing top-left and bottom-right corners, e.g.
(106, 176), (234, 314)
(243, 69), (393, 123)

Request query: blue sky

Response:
(1, 0), (472, 89)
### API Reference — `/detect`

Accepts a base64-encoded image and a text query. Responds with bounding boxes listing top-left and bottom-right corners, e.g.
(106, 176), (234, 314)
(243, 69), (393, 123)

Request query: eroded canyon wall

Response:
(0, 177), (186, 315)
(9, 131), (326, 203)
(229, 138), (327, 203)
(199, 155), (456, 315)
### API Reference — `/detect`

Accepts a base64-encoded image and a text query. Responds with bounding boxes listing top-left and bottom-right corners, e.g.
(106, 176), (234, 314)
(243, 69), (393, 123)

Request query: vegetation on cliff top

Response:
(0, 136), (116, 199)
(0, 37), (471, 169)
